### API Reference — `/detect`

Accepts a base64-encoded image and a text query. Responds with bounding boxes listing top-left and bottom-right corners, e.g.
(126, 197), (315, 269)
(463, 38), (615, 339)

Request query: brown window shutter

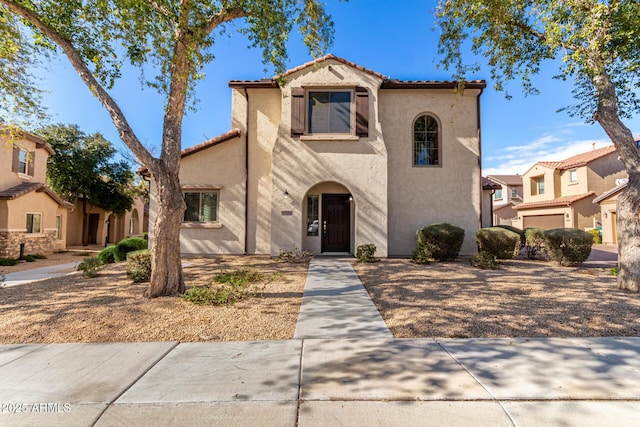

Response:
(12, 146), (20, 172)
(291, 87), (305, 136)
(355, 87), (369, 137)
(28, 151), (35, 176)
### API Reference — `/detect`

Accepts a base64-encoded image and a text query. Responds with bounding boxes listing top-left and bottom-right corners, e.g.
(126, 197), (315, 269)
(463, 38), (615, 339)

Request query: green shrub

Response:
(412, 245), (433, 264)
(97, 245), (117, 264)
(470, 251), (500, 270)
(524, 227), (547, 260)
(23, 255), (37, 262)
(475, 227), (521, 259)
(543, 228), (594, 266)
(587, 229), (602, 244)
(126, 249), (151, 283)
(416, 223), (465, 261)
(496, 225), (526, 248)
(114, 237), (147, 262)
(355, 244), (378, 263)
(182, 269), (270, 305)
(77, 257), (104, 278)
(611, 266), (619, 277)
(0, 258), (19, 266)
(31, 253), (47, 259)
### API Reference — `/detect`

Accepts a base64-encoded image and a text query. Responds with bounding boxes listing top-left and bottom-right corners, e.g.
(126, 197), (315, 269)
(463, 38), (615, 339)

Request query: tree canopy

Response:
(40, 123), (135, 215)
(0, 0), (338, 296)
(436, 0), (640, 291)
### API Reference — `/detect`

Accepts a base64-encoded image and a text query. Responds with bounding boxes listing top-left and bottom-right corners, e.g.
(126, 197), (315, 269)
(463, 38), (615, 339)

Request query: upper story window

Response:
(18, 150), (27, 174)
(511, 188), (519, 198)
(308, 91), (351, 134)
(291, 86), (369, 138)
(183, 191), (218, 223)
(413, 114), (440, 166)
(494, 189), (503, 200)
(569, 169), (578, 184)
(531, 176), (545, 195)
(12, 146), (34, 176)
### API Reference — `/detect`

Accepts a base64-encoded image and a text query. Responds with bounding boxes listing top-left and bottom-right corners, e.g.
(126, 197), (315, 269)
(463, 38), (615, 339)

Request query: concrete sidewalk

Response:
(2, 338), (640, 426)
(1, 261), (81, 287)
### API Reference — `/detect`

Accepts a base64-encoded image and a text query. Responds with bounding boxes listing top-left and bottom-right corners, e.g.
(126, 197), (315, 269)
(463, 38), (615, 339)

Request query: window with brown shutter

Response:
(291, 87), (305, 136)
(355, 87), (369, 137)
(27, 151), (35, 176)
(12, 146), (20, 172)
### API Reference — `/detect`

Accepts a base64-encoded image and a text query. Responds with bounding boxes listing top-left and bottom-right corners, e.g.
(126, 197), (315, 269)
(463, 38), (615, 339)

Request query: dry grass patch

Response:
(353, 258), (640, 338)
(0, 256), (307, 343)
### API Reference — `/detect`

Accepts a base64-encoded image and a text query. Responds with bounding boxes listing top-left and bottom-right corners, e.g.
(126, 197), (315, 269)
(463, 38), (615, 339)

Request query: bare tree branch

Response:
(204, 6), (247, 34)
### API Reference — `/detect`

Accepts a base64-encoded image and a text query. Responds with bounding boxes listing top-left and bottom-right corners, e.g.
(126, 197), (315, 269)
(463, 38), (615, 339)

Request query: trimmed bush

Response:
(114, 237), (147, 262)
(126, 249), (151, 283)
(412, 245), (433, 264)
(524, 227), (547, 260)
(355, 244), (378, 263)
(544, 228), (593, 266)
(475, 227), (521, 259)
(496, 225), (526, 248)
(587, 229), (602, 244)
(416, 223), (465, 261)
(470, 251), (500, 270)
(97, 245), (117, 264)
(0, 258), (19, 266)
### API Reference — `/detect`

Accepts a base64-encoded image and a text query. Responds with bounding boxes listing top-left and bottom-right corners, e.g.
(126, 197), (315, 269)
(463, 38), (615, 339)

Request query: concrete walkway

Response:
(1, 261), (81, 288)
(294, 257), (391, 339)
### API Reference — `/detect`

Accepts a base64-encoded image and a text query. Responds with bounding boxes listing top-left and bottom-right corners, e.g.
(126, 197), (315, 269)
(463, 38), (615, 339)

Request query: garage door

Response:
(523, 214), (565, 229)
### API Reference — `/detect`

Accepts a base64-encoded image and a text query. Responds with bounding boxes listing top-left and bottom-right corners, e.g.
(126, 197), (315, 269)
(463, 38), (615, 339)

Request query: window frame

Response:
(306, 195), (319, 237)
(55, 215), (62, 240)
(26, 212), (42, 234)
(569, 169), (578, 184)
(18, 149), (28, 174)
(306, 88), (355, 136)
(531, 176), (545, 195)
(182, 190), (219, 224)
(494, 189), (503, 200)
(412, 113), (441, 167)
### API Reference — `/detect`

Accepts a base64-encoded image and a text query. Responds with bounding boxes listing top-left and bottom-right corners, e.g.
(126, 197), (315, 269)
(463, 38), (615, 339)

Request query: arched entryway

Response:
(303, 182), (354, 254)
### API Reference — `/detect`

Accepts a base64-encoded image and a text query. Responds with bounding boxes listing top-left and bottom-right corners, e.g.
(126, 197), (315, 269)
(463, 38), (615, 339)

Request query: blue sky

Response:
(34, 0), (640, 176)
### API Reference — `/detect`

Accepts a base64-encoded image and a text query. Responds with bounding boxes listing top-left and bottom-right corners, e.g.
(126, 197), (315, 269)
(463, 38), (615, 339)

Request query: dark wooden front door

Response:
(322, 194), (351, 252)
(88, 213), (100, 244)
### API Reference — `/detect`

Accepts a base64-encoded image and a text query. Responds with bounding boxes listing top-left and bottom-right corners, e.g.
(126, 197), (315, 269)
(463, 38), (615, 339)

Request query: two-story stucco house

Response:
(512, 145), (626, 230)
(147, 55), (486, 256)
(0, 127), (72, 258)
(486, 174), (523, 226)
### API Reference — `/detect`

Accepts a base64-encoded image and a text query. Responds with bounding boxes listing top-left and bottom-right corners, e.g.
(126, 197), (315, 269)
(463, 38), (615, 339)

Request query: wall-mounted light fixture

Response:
(565, 212), (570, 218)
(603, 212), (608, 219)
(348, 195), (353, 202)
(283, 189), (289, 199)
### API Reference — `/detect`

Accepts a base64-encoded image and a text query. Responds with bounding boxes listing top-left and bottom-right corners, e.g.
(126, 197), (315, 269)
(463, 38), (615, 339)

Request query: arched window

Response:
(413, 115), (439, 166)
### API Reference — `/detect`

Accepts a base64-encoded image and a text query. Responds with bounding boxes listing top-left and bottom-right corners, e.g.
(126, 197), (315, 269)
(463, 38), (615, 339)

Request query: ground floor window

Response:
(26, 213), (42, 234)
(183, 191), (218, 222)
(55, 215), (62, 239)
(307, 195), (319, 236)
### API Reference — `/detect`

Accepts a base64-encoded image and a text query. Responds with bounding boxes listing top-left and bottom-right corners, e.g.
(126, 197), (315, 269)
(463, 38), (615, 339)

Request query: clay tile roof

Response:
(486, 175), (523, 186)
(280, 54), (387, 80)
(138, 129), (242, 175)
(0, 182), (72, 207)
(482, 176), (501, 189)
(558, 145), (617, 170)
(513, 192), (596, 210)
(535, 161), (564, 170)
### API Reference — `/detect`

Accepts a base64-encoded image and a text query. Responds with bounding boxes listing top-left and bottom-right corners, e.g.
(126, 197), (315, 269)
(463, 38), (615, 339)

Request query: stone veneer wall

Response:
(0, 231), (57, 258)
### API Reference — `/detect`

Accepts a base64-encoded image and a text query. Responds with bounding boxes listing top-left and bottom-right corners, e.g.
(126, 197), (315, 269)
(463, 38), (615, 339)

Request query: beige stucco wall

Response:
(586, 154), (627, 196)
(268, 59), (389, 256)
(0, 136), (49, 190)
(523, 165), (560, 201)
(382, 89), (482, 256)
(599, 197), (617, 245)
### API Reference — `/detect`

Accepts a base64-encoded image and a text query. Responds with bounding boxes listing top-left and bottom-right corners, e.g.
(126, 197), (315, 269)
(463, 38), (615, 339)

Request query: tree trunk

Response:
(146, 170), (186, 297)
(616, 173), (640, 292)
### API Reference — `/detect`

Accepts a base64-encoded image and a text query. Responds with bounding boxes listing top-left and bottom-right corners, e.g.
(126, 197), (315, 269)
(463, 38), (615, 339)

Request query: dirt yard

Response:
(2, 251), (639, 343)
(353, 258), (640, 338)
(0, 255), (307, 343)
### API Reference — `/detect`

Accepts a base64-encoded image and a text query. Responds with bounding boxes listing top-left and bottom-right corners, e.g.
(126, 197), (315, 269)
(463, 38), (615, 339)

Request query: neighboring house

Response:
(0, 127), (72, 258)
(486, 174), (523, 226)
(146, 55), (486, 256)
(65, 197), (147, 247)
(481, 176), (501, 228)
(513, 145), (626, 230)
(593, 179), (628, 245)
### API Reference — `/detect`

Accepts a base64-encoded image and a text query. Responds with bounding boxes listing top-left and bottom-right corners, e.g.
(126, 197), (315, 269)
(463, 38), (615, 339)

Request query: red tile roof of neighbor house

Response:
(513, 192), (596, 210)
(0, 182), (73, 207)
(532, 145), (617, 173)
(229, 54), (486, 90)
(137, 129), (242, 175)
(487, 175), (523, 186)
